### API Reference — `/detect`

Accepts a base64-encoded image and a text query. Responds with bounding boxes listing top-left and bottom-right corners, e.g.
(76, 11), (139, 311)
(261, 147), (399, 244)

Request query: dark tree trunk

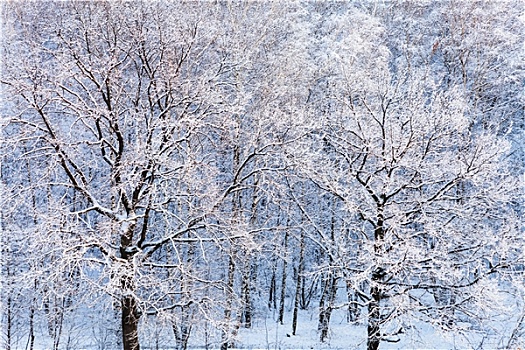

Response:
(52, 302), (64, 350)
(241, 264), (252, 328)
(172, 322), (181, 348)
(318, 276), (327, 332)
(292, 228), (305, 336)
(319, 197), (338, 342)
(278, 229), (289, 325)
(119, 212), (141, 350)
(368, 204), (385, 350)
(269, 267), (276, 310)
(172, 314), (192, 350)
(221, 256), (236, 350)
(122, 294), (140, 350)
(319, 274), (337, 342)
(346, 279), (360, 323)
(172, 308), (192, 350)
(367, 285), (381, 350)
(319, 294), (329, 341)
(6, 295), (11, 350)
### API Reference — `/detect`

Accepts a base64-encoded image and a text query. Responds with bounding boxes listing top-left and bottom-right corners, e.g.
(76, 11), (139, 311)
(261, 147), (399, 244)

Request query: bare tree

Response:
(2, 3), (252, 349)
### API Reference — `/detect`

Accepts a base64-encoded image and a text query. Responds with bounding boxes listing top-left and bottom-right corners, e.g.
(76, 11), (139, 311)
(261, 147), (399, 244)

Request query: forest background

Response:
(1, 1), (524, 350)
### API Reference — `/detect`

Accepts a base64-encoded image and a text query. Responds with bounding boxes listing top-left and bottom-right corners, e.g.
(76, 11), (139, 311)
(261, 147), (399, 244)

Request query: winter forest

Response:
(0, 1), (523, 350)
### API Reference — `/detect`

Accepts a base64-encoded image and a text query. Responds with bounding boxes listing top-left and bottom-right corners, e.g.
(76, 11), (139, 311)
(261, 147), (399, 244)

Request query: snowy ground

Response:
(183, 306), (517, 350)
(12, 296), (522, 350)
(235, 308), (477, 350)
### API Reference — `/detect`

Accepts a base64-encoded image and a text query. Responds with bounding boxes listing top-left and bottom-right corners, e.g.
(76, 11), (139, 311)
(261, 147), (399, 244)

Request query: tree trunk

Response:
(173, 313), (192, 350)
(368, 205), (385, 350)
(269, 266), (276, 310)
(174, 238), (195, 348)
(4, 248), (12, 350)
(6, 294), (11, 350)
(221, 256), (236, 350)
(52, 302), (64, 350)
(240, 257), (253, 328)
(319, 274), (337, 342)
(318, 276), (327, 332)
(292, 228), (305, 336)
(122, 294), (140, 350)
(28, 303), (35, 350)
(319, 197), (338, 342)
(172, 321), (181, 348)
(278, 229), (289, 325)
(119, 210), (141, 350)
(346, 279), (360, 323)
(367, 285), (381, 350)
